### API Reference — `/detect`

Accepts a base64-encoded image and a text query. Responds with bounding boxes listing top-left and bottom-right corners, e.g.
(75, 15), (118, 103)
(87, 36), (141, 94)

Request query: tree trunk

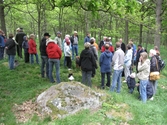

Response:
(139, 24), (143, 45)
(124, 20), (128, 44)
(0, 0), (7, 35)
(154, 0), (162, 49)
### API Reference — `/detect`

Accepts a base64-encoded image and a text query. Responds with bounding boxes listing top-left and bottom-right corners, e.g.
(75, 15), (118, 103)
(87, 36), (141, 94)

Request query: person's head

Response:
(0, 29), (3, 35)
(8, 34), (14, 39)
(116, 42), (121, 48)
(84, 42), (90, 49)
(149, 49), (156, 57)
(105, 43), (110, 50)
(127, 44), (131, 50)
(29, 34), (35, 39)
(57, 31), (61, 37)
(74, 31), (77, 36)
(87, 33), (91, 37)
(90, 37), (95, 44)
(140, 52), (148, 62)
(103, 36), (107, 41)
(65, 34), (70, 38)
(154, 46), (158, 51)
(44, 32), (51, 39)
(65, 37), (70, 45)
(20, 28), (23, 32)
(16, 28), (20, 32)
(119, 38), (123, 43)
(138, 45), (142, 50)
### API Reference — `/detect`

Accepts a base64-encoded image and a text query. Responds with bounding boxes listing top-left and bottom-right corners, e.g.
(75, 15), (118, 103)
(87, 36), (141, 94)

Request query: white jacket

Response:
(124, 49), (133, 66)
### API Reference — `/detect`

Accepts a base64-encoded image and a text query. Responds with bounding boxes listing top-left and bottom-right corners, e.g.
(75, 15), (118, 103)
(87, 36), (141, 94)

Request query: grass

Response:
(0, 41), (167, 125)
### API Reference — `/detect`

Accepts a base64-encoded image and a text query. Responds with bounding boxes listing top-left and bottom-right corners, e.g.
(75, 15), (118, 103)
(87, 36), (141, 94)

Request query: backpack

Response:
(158, 58), (166, 72)
(156, 56), (166, 72)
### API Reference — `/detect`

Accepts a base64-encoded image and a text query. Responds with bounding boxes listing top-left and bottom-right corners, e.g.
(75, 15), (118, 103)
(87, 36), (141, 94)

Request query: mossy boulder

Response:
(37, 81), (106, 119)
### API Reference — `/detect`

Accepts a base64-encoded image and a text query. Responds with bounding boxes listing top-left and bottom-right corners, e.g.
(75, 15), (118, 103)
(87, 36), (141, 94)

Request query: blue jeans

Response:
(110, 69), (123, 93)
(101, 72), (111, 88)
(8, 55), (15, 70)
(139, 80), (148, 103)
(72, 45), (78, 60)
(82, 70), (92, 87)
(0, 47), (4, 60)
(30, 54), (39, 64)
(150, 80), (158, 96)
(41, 56), (49, 78)
(48, 59), (61, 83)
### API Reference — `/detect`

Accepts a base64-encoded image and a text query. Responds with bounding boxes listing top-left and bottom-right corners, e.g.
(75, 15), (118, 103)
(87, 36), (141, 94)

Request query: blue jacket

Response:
(84, 36), (90, 43)
(0, 35), (5, 47)
(99, 50), (113, 73)
(22, 36), (29, 53)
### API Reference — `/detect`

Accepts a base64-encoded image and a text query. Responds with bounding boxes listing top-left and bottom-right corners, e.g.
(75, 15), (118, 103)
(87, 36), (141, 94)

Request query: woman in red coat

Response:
(28, 34), (39, 64)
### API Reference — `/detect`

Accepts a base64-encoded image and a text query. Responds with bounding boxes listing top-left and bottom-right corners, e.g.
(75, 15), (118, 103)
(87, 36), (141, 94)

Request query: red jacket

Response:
(46, 41), (62, 59)
(101, 45), (114, 53)
(28, 38), (37, 54)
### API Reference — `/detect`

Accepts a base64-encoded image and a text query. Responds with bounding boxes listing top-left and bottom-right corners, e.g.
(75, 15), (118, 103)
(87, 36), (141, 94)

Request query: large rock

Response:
(37, 82), (106, 119)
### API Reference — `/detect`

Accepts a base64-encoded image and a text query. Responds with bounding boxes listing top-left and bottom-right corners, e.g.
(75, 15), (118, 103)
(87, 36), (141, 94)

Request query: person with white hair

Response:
(149, 49), (159, 100)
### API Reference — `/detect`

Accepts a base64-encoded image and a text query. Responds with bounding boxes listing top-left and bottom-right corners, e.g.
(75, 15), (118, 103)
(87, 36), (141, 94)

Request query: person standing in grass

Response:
(110, 42), (124, 93)
(46, 38), (62, 83)
(99, 43), (113, 89)
(28, 34), (39, 64)
(123, 44), (133, 83)
(22, 36), (29, 63)
(0, 30), (5, 60)
(54, 31), (62, 50)
(71, 31), (79, 60)
(64, 37), (72, 70)
(137, 52), (150, 103)
(149, 49), (159, 100)
(39, 33), (50, 78)
(5, 34), (16, 70)
(79, 42), (97, 87)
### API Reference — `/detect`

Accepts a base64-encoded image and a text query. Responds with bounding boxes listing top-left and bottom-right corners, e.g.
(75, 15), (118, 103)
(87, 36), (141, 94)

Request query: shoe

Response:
(68, 68), (71, 71)
(123, 80), (127, 83)
(68, 75), (74, 80)
(106, 84), (110, 88)
(149, 97), (154, 101)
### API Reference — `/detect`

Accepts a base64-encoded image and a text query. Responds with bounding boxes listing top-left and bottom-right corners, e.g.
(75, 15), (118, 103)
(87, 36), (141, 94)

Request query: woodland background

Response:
(0, 0), (167, 49)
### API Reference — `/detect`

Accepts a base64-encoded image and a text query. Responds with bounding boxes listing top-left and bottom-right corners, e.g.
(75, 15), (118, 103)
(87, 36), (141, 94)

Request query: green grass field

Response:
(0, 42), (167, 125)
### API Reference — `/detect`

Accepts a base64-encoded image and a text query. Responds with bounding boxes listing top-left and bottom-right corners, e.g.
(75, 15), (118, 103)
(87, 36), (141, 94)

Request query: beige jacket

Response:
(137, 59), (150, 80)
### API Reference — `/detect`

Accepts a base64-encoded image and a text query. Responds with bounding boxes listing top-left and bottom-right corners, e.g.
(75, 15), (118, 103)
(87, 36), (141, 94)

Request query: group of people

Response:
(0, 28), (162, 103)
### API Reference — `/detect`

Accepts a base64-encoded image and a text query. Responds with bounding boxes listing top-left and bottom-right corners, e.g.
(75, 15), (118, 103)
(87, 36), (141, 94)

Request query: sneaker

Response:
(123, 80), (127, 83)
(68, 68), (71, 71)
(149, 97), (154, 101)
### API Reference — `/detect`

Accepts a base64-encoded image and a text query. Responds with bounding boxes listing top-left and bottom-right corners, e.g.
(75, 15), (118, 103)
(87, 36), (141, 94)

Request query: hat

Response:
(44, 33), (51, 37)
(57, 31), (62, 34)
(74, 31), (77, 34)
(16, 28), (20, 31)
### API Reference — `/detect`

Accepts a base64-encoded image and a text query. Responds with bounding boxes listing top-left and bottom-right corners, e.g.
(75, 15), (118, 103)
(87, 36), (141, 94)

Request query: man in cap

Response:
(71, 31), (79, 60)
(39, 33), (50, 78)
(15, 28), (26, 59)
(54, 31), (62, 50)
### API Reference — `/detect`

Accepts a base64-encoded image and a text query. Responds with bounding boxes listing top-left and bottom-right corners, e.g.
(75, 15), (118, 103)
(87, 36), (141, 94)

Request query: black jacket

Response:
(71, 35), (79, 45)
(98, 40), (104, 50)
(39, 37), (47, 56)
(79, 48), (97, 71)
(121, 42), (126, 53)
(150, 55), (159, 72)
(15, 32), (26, 45)
(5, 38), (16, 55)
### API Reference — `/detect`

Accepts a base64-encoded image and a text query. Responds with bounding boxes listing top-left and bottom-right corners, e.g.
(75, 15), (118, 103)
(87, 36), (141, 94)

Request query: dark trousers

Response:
(24, 53), (29, 63)
(0, 47), (4, 60)
(101, 72), (111, 88)
(65, 56), (71, 68)
(17, 45), (22, 58)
